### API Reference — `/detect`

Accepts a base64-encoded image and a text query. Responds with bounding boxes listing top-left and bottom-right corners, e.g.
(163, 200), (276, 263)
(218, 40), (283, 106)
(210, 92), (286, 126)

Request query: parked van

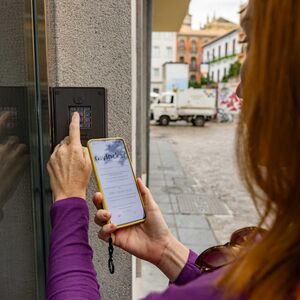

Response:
(151, 89), (217, 126)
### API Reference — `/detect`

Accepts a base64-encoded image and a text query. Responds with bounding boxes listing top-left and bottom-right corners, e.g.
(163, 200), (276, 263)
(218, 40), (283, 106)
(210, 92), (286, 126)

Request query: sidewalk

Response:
(134, 137), (224, 299)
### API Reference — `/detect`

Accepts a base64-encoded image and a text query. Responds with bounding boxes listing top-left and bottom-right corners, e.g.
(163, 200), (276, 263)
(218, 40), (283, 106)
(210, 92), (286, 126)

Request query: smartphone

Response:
(87, 138), (146, 228)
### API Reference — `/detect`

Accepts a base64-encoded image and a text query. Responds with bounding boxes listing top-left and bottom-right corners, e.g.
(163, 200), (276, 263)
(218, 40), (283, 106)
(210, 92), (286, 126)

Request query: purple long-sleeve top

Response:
(46, 198), (239, 300)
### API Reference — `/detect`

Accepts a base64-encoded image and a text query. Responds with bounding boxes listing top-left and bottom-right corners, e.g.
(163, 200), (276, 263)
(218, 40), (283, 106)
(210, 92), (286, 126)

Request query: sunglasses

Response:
(195, 227), (267, 273)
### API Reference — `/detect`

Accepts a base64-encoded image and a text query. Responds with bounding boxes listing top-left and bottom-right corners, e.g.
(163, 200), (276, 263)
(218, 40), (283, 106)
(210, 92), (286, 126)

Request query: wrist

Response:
(54, 192), (86, 202)
(157, 234), (189, 282)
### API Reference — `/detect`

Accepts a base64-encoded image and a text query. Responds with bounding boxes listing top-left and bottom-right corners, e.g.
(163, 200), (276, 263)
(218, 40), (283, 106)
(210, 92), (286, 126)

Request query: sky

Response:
(189, 0), (244, 29)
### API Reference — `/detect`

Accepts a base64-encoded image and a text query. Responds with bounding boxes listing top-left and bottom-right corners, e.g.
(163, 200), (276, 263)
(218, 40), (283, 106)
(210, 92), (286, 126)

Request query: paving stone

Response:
(174, 214), (210, 229)
(154, 195), (171, 204)
(173, 177), (197, 192)
(149, 179), (167, 188)
(158, 203), (174, 214)
(169, 227), (179, 240)
(134, 261), (168, 300)
(163, 214), (176, 227)
(162, 186), (184, 195)
(178, 228), (217, 245)
(171, 201), (179, 213)
(169, 195), (177, 204)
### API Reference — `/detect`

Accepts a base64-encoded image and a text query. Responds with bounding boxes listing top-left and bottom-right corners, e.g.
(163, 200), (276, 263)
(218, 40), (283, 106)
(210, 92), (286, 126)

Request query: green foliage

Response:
(188, 80), (202, 89)
(200, 76), (209, 86)
(208, 54), (236, 65)
(228, 60), (241, 77)
(188, 76), (216, 89)
(222, 60), (241, 82)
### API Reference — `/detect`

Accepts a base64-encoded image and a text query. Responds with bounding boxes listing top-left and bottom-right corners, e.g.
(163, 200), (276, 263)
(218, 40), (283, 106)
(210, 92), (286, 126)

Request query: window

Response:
(153, 88), (160, 93)
(191, 40), (197, 53)
(225, 42), (228, 56)
(191, 57), (197, 70)
(217, 69), (220, 82)
(161, 94), (174, 103)
(224, 68), (227, 79)
(153, 46), (160, 58)
(190, 75), (196, 82)
(166, 46), (173, 59)
(233, 39), (236, 54)
(218, 45), (221, 58)
(179, 39), (185, 52)
(207, 51), (210, 62)
(179, 56), (185, 63)
(153, 68), (160, 78)
(212, 48), (215, 59)
(164, 33), (173, 40)
(211, 71), (214, 81)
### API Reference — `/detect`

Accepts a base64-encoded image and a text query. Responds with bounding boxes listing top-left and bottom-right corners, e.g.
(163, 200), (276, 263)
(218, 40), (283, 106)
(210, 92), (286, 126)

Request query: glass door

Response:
(0, 0), (50, 298)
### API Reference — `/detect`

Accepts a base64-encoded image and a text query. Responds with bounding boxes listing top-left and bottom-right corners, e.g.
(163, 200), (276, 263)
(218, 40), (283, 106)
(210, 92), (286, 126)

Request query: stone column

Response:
(46, 1), (134, 299)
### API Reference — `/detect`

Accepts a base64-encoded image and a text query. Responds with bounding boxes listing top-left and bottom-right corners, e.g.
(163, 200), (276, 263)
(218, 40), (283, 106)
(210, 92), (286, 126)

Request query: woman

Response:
(46, 0), (300, 299)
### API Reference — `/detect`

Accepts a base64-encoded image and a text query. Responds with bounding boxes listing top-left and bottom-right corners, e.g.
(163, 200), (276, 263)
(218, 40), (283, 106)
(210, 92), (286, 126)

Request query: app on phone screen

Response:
(89, 139), (145, 226)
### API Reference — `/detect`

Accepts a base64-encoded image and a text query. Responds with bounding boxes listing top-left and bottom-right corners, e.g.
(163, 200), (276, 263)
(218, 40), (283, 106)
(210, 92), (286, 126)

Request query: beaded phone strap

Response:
(108, 237), (115, 274)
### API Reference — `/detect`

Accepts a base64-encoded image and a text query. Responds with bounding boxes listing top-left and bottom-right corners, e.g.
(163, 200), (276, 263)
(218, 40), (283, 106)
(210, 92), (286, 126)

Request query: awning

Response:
(153, 0), (190, 31)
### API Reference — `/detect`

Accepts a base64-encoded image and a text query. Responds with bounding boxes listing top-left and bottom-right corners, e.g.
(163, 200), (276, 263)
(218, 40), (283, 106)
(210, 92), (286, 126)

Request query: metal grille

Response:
(177, 194), (229, 215)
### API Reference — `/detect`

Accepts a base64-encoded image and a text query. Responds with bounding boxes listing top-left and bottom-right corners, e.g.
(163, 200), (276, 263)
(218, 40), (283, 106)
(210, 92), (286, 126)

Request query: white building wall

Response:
(203, 30), (241, 82)
(151, 32), (177, 93)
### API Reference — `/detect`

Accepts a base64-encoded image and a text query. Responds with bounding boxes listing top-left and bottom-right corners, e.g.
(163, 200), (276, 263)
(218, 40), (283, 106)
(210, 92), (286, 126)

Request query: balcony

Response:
(189, 64), (199, 72)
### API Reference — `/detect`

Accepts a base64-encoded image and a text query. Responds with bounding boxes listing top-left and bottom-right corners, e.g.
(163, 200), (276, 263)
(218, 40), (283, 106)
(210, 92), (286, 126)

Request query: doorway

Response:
(0, 0), (51, 298)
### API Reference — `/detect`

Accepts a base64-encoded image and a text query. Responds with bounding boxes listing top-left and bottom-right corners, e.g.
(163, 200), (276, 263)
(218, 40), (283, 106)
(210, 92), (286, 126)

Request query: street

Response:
(134, 121), (259, 299)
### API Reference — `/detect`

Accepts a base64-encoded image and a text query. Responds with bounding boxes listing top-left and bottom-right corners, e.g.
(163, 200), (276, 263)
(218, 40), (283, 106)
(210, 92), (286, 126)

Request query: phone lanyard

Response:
(108, 237), (115, 274)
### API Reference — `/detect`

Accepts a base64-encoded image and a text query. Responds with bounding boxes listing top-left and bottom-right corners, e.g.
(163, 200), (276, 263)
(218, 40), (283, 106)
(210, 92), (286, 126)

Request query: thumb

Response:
(136, 178), (157, 209)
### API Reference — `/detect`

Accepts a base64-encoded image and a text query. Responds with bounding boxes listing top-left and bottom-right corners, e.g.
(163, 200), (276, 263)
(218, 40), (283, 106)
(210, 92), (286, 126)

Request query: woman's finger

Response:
(53, 143), (61, 156)
(63, 136), (70, 145)
(98, 224), (117, 242)
(137, 177), (148, 196)
(92, 192), (103, 209)
(94, 210), (112, 227)
(69, 112), (81, 147)
(136, 177), (158, 210)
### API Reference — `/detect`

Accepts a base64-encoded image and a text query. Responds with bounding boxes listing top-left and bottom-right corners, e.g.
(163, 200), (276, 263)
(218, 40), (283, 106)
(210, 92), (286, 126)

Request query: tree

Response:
(228, 61), (241, 78)
(222, 60), (241, 82)
(188, 80), (202, 89)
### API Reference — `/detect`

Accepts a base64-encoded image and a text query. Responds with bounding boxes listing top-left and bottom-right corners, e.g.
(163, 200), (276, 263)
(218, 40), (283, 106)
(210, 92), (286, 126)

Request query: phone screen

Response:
(88, 139), (145, 226)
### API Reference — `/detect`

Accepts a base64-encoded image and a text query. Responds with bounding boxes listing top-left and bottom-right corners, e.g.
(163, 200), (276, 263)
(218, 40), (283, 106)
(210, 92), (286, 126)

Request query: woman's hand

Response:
(47, 112), (92, 201)
(93, 179), (189, 281)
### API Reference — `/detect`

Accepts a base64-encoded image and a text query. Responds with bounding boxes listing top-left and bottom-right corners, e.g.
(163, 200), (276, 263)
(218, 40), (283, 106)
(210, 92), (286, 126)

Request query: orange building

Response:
(177, 15), (237, 83)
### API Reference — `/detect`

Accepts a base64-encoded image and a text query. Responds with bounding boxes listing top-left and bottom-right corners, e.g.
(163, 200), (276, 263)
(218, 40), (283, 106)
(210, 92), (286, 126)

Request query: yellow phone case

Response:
(87, 137), (146, 229)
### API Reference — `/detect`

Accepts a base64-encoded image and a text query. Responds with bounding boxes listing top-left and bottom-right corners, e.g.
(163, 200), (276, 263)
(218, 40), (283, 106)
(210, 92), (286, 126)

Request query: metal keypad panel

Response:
(50, 87), (107, 147)
(69, 106), (92, 129)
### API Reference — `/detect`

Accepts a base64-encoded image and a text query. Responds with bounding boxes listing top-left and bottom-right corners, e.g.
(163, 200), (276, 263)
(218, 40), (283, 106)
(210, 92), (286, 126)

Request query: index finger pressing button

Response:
(69, 112), (81, 146)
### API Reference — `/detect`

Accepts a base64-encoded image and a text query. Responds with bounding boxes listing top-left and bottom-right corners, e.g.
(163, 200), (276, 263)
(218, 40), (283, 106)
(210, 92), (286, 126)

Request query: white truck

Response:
(163, 62), (189, 92)
(151, 89), (217, 127)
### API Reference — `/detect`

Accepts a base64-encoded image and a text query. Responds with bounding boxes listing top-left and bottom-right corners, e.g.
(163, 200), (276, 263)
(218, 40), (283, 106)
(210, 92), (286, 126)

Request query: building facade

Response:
(177, 15), (237, 83)
(151, 32), (177, 93)
(202, 28), (241, 83)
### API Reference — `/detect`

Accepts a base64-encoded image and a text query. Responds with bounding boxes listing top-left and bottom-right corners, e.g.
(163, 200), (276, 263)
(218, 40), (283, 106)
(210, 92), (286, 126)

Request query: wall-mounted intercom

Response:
(50, 87), (107, 147)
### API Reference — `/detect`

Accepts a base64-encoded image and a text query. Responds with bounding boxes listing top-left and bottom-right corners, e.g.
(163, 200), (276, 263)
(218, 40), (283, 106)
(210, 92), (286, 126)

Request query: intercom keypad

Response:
(69, 106), (92, 129)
